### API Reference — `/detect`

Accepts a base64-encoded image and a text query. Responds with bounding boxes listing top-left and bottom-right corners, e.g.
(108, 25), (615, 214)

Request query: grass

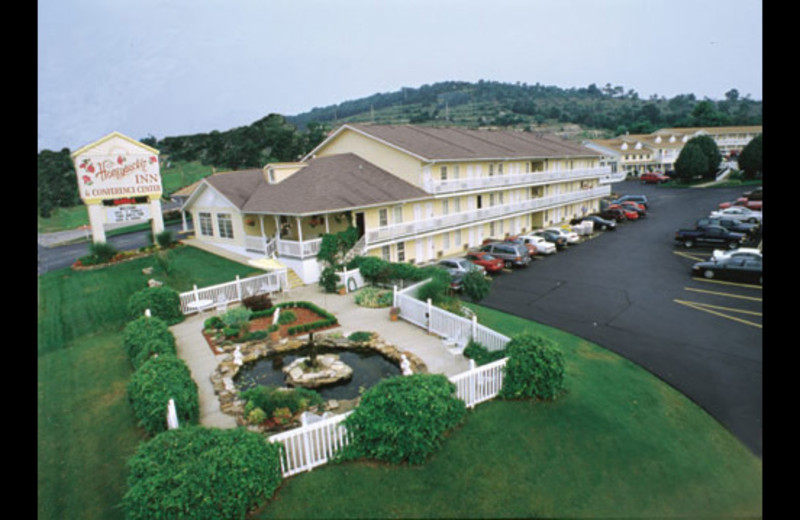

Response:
(38, 244), (268, 520)
(254, 304), (762, 519)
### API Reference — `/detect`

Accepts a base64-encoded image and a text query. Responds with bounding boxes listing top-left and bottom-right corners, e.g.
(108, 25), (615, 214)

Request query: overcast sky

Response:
(37, 0), (762, 152)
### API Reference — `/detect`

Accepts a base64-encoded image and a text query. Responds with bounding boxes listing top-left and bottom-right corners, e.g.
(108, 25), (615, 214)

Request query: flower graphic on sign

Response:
(82, 175), (93, 186)
(117, 155), (126, 165)
(79, 159), (95, 183)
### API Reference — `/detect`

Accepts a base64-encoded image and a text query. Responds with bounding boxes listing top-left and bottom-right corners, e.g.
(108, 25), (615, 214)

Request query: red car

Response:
(465, 251), (505, 273)
(719, 198), (762, 211)
(606, 204), (639, 220)
(640, 172), (670, 184)
(618, 200), (647, 216)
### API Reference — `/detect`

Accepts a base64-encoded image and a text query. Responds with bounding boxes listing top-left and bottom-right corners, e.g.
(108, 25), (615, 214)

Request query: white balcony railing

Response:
(366, 185), (611, 244)
(244, 236), (319, 259)
(425, 166), (611, 194)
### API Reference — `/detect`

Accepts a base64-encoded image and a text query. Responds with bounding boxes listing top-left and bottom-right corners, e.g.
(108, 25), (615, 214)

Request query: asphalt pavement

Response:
(478, 181), (763, 457)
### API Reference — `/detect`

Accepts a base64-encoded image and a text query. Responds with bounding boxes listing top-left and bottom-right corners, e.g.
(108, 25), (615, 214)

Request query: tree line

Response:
(38, 81), (762, 218)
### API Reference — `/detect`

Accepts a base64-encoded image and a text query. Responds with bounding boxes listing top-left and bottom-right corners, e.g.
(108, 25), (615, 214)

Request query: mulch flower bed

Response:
(203, 306), (339, 355)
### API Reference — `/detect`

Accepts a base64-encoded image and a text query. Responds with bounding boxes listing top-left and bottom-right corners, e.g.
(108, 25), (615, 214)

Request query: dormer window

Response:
(267, 167), (276, 183)
(621, 143), (628, 150)
(655, 136), (662, 143)
(669, 136), (676, 143)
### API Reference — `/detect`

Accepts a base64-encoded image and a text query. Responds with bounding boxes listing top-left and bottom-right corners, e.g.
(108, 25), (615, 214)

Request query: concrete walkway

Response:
(171, 283), (471, 429)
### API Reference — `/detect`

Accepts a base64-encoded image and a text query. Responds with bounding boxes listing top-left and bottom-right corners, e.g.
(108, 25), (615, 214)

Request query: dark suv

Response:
(478, 242), (531, 268)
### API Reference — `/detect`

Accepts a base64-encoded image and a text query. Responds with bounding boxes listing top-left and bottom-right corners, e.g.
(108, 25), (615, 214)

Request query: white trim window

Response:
(381, 245), (391, 261)
(217, 213), (234, 239)
(379, 208), (388, 227)
(199, 212), (214, 237)
(397, 242), (405, 262)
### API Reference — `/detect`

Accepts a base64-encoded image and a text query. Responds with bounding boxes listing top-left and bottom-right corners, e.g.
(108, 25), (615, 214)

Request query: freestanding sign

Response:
(71, 132), (163, 244)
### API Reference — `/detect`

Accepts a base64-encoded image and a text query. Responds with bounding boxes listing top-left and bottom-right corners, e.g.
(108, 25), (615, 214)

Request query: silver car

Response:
(437, 258), (486, 278)
(478, 242), (532, 268)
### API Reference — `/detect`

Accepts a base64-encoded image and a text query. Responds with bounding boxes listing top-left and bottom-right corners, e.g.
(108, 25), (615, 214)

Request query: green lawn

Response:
(254, 304), (762, 519)
(38, 248), (762, 519)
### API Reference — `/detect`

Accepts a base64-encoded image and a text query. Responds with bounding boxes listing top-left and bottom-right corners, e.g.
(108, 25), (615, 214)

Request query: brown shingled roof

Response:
(344, 123), (602, 161)
(196, 153), (428, 215)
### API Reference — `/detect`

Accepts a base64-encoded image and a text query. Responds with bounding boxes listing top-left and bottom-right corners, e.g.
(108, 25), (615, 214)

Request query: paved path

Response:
(171, 284), (471, 429)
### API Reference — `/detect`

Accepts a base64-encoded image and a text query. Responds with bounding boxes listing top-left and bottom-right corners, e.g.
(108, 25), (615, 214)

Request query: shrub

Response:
(416, 277), (451, 304)
(242, 293), (273, 311)
(347, 331), (374, 343)
(357, 256), (393, 286)
(221, 306), (252, 328)
(340, 374), (466, 465)
(463, 339), (506, 366)
(127, 286), (184, 325)
(241, 386), (324, 418)
(89, 241), (118, 263)
(247, 407), (268, 425)
(122, 426), (283, 520)
(203, 316), (224, 330)
(353, 287), (393, 308)
(123, 316), (177, 369)
(500, 333), (567, 401)
(155, 229), (174, 249)
(277, 310), (297, 325)
(127, 354), (199, 435)
(222, 326), (240, 339)
(319, 266), (341, 293)
(462, 269), (491, 303)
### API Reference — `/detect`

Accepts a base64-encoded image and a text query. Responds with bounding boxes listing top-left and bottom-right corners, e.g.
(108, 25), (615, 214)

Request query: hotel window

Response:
(379, 208), (388, 227)
(497, 163), (503, 175)
(217, 213), (234, 239)
(199, 212), (213, 237)
(453, 198), (461, 213)
(454, 229), (462, 247)
(488, 164), (494, 176)
(393, 205), (403, 224)
(440, 166), (448, 180)
(381, 245), (390, 261)
(453, 165), (460, 179)
(443, 232), (450, 250)
(397, 242), (405, 262)
(442, 200), (449, 215)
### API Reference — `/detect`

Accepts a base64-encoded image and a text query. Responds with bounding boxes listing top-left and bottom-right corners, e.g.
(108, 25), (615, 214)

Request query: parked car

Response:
(674, 225), (745, 249)
(571, 215), (617, 231)
(640, 171), (670, 184)
(606, 204), (639, 220)
(532, 229), (568, 250)
(718, 198), (762, 211)
(711, 247), (762, 263)
(504, 236), (538, 256)
(709, 206), (763, 224)
(742, 186), (762, 201)
(437, 258), (485, 278)
(596, 208), (628, 223)
(478, 242), (532, 268)
(618, 200), (647, 217)
(518, 234), (557, 254)
(545, 227), (579, 244)
(691, 256), (762, 285)
(465, 251), (505, 273)
(612, 194), (648, 208)
(695, 217), (759, 236)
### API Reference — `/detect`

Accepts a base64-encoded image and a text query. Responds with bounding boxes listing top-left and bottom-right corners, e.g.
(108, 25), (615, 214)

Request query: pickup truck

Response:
(674, 225), (745, 249)
(695, 217), (758, 236)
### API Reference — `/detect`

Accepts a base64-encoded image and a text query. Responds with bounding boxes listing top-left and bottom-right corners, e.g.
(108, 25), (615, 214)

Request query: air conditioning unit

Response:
(437, 251), (443, 258)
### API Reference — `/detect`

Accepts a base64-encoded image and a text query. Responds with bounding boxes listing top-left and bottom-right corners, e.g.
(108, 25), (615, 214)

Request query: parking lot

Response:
(476, 182), (763, 457)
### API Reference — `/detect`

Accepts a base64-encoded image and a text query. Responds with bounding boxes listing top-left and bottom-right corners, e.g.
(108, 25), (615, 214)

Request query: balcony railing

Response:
(366, 185), (611, 244)
(244, 236), (321, 259)
(425, 166), (611, 194)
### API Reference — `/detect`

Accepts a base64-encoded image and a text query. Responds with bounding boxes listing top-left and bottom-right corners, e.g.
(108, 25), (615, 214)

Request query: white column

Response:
(150, 198), (165, 237)
(86, 203), (106, 244)
(181, 210), (188, 232)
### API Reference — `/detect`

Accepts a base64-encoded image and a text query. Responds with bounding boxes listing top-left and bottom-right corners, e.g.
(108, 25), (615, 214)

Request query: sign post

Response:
(71, 132), (162, 244)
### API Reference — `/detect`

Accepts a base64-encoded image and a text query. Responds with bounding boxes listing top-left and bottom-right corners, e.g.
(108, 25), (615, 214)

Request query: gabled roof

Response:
(70, 131), (159, 158)
(310, 123), (602, 162)
(187, 153), (428, 216)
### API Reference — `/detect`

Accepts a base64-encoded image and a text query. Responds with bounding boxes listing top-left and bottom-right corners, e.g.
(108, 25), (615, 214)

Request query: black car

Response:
(691, 256), (762, 285)
(612, 194), (648, 209)
(533, 230), (568, 249)
(695, 217), (759, 236)
(596, 208), (628, 223)
(571, 215), (617, 231)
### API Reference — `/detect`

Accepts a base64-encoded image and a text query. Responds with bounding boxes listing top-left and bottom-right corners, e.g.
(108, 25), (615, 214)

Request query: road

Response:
(478, 182), (763, 457)
(37, 222), (188, 275)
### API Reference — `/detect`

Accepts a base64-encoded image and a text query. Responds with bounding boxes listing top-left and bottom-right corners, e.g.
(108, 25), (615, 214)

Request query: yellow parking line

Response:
(674, 299), (762, 317)
(694, 278), (762, 290)
(685, 287), (762, 302)
(673, 251), (708, 262)
(674, 300), (762, 329)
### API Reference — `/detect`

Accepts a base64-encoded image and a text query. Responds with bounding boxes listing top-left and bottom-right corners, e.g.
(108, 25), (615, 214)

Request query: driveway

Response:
(478, 182), (762, 457)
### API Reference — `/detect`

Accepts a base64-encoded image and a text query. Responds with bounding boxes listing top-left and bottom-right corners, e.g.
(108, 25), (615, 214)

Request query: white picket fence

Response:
(178, 271), (288, 315)
(393, 279), (510, 351)
(267, 357), (508, 478)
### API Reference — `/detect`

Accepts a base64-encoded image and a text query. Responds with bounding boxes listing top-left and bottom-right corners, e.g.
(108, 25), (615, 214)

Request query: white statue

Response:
(233, 345), (243, 366)
(400, 354), (412, 376)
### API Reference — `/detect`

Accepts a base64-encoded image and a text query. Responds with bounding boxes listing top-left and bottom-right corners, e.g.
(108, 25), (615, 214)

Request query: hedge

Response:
(500, 333), (567, 401)
(122, 316), (177, 369)
(122, 426), (283, 520)
(127, 286), (184, 325)
(127, 354), (199, 435)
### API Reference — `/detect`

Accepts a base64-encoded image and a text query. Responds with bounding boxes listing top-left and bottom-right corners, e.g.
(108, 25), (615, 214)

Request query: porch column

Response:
(324, 214), (330, 234)
(296, 217), (303, 242)
(181, 210), (188, 232)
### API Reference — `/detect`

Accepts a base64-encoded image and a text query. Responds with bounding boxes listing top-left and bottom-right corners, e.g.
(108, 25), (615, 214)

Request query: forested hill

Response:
(286, 80), (762, 137)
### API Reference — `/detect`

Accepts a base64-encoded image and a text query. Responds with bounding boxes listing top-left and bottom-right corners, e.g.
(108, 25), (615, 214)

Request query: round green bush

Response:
(221, 306), (253, 328)
(277, 310), (297, 325)
(340, 374), (466, 465)
(127, 286), (184, 325)
(123, 316), (177, 369)
(127, 354), (199, 435)
(122, 426), (283, 520)
(500, 333), (567, 401)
